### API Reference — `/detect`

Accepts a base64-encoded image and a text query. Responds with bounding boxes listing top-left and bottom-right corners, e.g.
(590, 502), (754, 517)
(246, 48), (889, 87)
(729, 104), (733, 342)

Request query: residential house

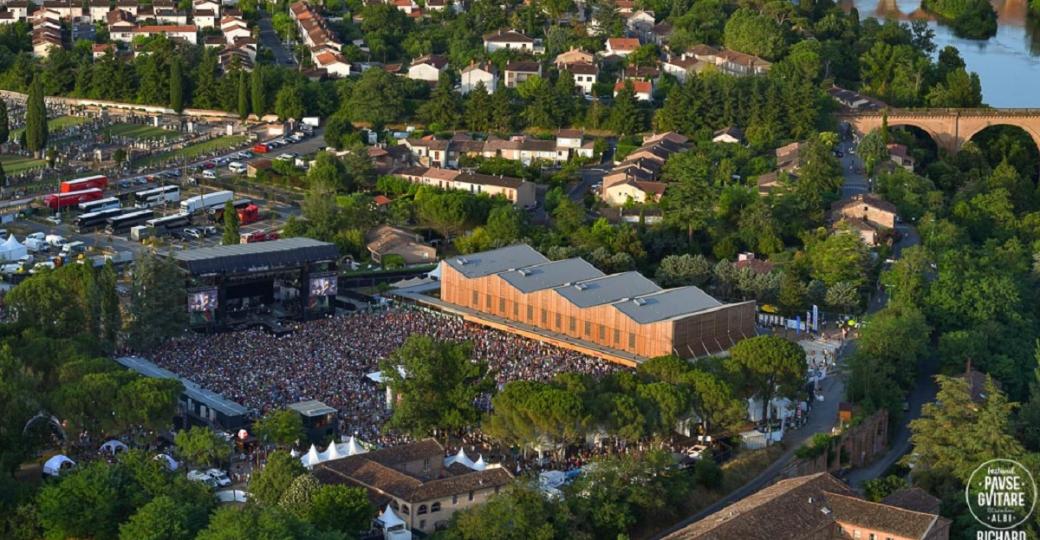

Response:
(155, 9), (190, 25)
(391, 0), (420, 16)
(107, 10), (136, 41)
(503, 61), (541, 88)
(563, 63), (598, 95)
(313, 439), (514, 535)
(603, 180), (666, 206)
(625, 10), (655, 40)
(734, 252), (774, 274)
(605, 37), (640, 56)
(715, 49), (771, 75)
(219, 47), (254, 71)
(408, 54), (449, 82)
(88, 0), (111, 22)
(0, 11), (18, 24)
(92, 42), (115, 58)
(651, 21), (672, 45)
(131, 25), (199, 45)
(221, 16), (250, 42)
(556, 129), (595, 159)
(838, 217), (880, 246)
(832, 193), (897, 230)
(483, 29), (534, 52)
(5, 1), (28, 21)
(712, 126), (744, 144)
(662, 473), (950, 540)
(554, 47), (593, 66)
(116, 0), (139, 15)
(194, 0), (220, 13)
(194, 8), (218, 28)
(41, 1), (80, 20)
(887, 143), (915, 170)
(776, 141), (803, 172)
(397, 166), (536, 208)
(403, 137), (452, 168)
(315, 51), (350, 77)
(829, 85), (883, 111)
(614, 80), (652, 101)
(460, 62), (497, 94)
(662, 56), (710, 82)
(365, 225), (437, 264)
(32, 32), (63, 58)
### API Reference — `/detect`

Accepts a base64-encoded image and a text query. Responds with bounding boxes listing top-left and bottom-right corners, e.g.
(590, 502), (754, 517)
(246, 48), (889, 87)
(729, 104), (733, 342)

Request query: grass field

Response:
(0, 154), (47, 174)
(135, 135), (249, 167)
(11, 115), (91, 141)
(103, 123), (179, 140)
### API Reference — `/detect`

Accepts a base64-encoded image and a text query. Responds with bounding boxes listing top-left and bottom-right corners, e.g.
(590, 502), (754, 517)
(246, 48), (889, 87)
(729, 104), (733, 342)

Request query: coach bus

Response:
(44, 188), (104, 211)
(78, 197), (120, 213)
(208, 198), (252, 221)
(135, 185), (181, 208)
(146, 212), (191, 232)
(75, 208), (124, 233)
(60, 175), (109, 193)
(105, 209), (155, 234)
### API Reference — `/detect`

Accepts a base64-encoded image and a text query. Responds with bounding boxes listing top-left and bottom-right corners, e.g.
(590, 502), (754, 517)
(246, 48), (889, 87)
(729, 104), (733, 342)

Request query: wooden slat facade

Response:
(440, 263), (756, 359)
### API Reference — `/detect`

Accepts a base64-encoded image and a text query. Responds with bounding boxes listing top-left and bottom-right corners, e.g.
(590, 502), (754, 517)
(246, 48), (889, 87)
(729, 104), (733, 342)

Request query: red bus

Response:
(60, 175), (109, 193)
(252, 143), (269, 154)
(44, 188), (104, 210)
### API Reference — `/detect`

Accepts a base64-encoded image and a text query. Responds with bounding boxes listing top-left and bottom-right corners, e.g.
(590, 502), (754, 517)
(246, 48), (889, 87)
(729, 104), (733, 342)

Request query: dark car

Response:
(203, 162), (216, 169)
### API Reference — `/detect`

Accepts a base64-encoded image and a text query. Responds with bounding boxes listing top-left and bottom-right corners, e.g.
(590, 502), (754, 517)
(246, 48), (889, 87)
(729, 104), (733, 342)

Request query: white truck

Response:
(180, 190), (234, 214)
(24, 238), (49, 253)
(45, 234), (66, 248)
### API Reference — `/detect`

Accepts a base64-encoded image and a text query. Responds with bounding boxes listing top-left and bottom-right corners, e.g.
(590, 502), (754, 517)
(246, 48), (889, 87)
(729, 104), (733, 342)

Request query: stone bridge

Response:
(837, 108), (1040, 155)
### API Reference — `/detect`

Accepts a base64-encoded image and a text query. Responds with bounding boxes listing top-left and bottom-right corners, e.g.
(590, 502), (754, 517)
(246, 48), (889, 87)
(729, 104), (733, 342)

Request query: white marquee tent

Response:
(100, 440), (129, 454)
(154, 453), (179, 471)
(43, 455), (76, 476)
(0, 235), (27, 262)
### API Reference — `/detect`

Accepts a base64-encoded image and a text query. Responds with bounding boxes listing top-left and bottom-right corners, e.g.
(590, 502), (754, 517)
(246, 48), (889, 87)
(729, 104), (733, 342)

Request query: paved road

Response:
(257, 14), (297, 66)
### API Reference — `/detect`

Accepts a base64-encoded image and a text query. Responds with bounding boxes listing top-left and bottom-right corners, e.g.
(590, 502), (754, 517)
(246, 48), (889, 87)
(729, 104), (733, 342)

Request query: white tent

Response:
(301, 444), (322, 469)
(444, 447), (475, 469)
(43, 455), (75, 476)
(378, 505), (406, 530)
(99, 440), (129, 454)
(154, 453), (179, 471)
(0, 235), (27, 262)
(341, 436), (367, 456)
(539, 470), (566, 489)
(472, 455), (487, 471)
(289, 448), (300, 458)
(321, 440), (344, 462)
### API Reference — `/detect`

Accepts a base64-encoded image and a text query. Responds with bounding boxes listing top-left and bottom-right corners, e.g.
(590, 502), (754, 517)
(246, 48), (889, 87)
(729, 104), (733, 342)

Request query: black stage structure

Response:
(173, 238), (340, 330)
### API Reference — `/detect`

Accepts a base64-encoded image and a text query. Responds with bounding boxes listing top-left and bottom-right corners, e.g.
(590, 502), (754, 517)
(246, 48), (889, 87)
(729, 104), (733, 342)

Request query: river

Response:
(842, 0), (1040, 107)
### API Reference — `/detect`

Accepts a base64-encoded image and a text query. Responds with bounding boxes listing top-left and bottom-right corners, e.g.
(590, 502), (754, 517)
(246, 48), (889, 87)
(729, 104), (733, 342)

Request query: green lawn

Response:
(103, 123), (179, 140)
(0, 155), (47, 174)
(135, 135), (249, 167)
(11, 115), (90, 141)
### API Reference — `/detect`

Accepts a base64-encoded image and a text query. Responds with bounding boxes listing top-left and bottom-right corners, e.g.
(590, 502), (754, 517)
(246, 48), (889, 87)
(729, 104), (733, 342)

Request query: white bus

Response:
(180, 190), (233, 214)
(78, 197), (120, 213)
(135, 185), (181, 208)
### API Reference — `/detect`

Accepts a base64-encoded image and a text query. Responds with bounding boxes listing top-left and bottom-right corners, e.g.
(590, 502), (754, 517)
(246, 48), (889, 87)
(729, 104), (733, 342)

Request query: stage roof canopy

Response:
(173, 237), (339, 275)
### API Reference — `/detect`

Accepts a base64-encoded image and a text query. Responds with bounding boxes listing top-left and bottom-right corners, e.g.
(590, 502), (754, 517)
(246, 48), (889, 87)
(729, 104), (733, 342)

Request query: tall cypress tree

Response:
(0, 98), (9, 144)
(99, 260), (122, 350)
(237, 71), (249, 119)
(222, 201), (240, 245)
(25, 74), (47, 157)
(251, 67), (265, 117)
(169, 58), (184, 113)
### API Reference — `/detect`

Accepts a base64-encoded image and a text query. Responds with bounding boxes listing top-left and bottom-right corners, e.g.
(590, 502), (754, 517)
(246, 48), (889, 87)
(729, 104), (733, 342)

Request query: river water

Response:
(842, 0), (1040, 107)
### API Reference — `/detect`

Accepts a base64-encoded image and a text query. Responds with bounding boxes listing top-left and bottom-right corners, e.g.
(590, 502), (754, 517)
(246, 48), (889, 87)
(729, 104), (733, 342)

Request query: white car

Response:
(26, 232), (45, 241)
(228, 162), (247, 174)
(202, 170), (217, 179)
(45, 234), (66, 247)
(205, 468), (232, 487)
(45, 215), (62, 225)
(187, 469), (219, 488)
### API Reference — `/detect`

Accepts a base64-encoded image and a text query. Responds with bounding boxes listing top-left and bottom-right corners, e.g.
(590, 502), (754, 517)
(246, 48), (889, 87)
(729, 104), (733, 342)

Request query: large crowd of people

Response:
(148, 307), (619, 443)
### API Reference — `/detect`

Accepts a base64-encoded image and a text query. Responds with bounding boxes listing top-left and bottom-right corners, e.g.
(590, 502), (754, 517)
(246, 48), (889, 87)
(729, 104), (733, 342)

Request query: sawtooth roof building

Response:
(433, 244), (756, 365)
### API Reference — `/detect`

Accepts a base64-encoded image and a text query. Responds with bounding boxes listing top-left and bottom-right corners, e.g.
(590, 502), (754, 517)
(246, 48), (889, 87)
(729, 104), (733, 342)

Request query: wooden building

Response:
(439, 244), (756, 361)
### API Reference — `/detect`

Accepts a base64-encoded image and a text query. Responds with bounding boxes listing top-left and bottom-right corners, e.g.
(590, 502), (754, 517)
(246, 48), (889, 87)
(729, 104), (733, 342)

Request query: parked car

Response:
(205, 469), (232, 487)
(203, 161), (216, 169)
(202, 170), (217, 179)
(45, 215), (62, 225)
(183, 228), (203, 240)
(202, 226), (218, 236)
(187, 469), (219, 488)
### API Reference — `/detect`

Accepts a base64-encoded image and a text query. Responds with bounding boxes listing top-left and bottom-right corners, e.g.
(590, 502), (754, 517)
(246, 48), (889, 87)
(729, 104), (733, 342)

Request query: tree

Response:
(99, 261), (122, 347)
(723, 8), (787, 60)
(824, 281), (860, 313)
(464, 82), (493, 132)
(655, 254), (712, 287)
(443, 485), (565, 540)
(222, 201), (240, 245)
(609, 81), (641, 136)
(904, 374), (1023, 483)
(37, 462), (122, 540)
(0, 98), (9, 145)
(237, 71), (249, 119)
(119, 495), (196, 540)
(25, 74), (47, 157)
(863, 475), (908, 502)
(345, 68), (405, 128)
(485, 204), (525, 246)
(169, 58), (183, 113)
(275, 83), (305, 121)
(727, 335), (806, 424)
(858, 129), (890, 177)
(174, 426), (230, 467)
(484, 380), (587, 455)
(380, 336), (493, 437)
(419, 71), (462, 128)
(323, 113), (354, 150)
(250, 451), (306, 507)
(127, 252), (187, 351)
(250, 67), (265, 117)
(305, 485), (374, 536)
(254, 408), (306, 447)
(1017, 344), (1040, 451)
(308, 152), (353, 192)
(806, 227), (870, 287)
(117, 377), (183, 432)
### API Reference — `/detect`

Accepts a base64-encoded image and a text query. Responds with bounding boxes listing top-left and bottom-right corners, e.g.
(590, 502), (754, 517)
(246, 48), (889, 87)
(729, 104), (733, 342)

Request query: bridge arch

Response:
(840, 109), (1040, 156)
(960, 122), (1040, 158)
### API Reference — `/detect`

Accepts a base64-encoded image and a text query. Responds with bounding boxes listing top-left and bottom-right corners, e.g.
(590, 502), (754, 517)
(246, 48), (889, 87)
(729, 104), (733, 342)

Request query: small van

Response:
(228, 162), (247, 174)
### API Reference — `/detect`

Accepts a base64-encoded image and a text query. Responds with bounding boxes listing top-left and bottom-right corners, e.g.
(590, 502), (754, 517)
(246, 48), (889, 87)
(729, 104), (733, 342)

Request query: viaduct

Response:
(838, 108), (1040, 155)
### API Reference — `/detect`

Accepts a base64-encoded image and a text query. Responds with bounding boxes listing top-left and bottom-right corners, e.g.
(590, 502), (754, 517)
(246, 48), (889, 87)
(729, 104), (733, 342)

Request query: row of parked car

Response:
(187, 468), (232, 489)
